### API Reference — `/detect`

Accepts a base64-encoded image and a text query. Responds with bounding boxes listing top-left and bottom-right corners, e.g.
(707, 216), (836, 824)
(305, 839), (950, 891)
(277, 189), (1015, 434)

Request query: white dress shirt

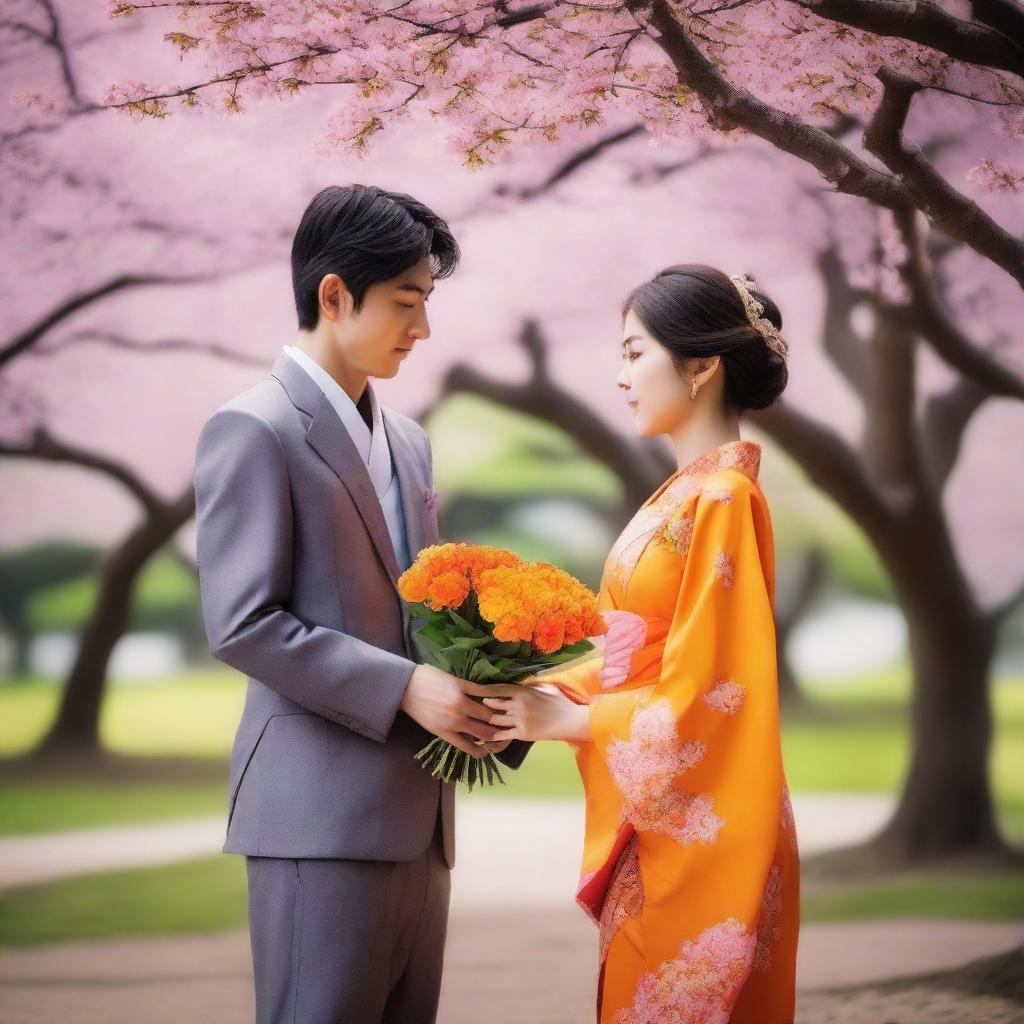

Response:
(283, 345), (411, 572)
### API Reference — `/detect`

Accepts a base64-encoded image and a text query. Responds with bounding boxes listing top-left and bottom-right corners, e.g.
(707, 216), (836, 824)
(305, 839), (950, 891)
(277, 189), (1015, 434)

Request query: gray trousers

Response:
(245, 814), (451, 1024)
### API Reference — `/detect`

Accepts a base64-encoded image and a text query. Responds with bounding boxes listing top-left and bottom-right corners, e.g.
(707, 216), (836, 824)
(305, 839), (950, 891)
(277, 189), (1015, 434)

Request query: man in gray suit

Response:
(193, 184), (530, 1024)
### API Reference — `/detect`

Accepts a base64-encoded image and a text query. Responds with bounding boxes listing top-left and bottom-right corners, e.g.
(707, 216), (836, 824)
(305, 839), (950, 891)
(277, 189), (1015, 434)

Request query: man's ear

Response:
(318, 274), (354, 321)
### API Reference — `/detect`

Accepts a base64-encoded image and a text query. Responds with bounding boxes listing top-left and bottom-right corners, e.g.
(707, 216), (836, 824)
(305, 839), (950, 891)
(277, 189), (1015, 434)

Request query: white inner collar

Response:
(283, 344), (394, 499)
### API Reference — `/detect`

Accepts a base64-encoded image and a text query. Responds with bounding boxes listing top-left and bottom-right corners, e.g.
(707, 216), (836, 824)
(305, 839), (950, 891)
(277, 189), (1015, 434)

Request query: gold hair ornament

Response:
(729, 274), (789, 361)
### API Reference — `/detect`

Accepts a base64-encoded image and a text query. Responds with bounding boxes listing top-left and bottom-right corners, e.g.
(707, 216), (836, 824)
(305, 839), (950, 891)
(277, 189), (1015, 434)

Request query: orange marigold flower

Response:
(476, 562), (603, 654)
(399, 543), (602, 653)
(425, 570), (471, 611)
(398, 568), (429, 603)
(398, 543), (524, 607)
(533, 612), (566, 655)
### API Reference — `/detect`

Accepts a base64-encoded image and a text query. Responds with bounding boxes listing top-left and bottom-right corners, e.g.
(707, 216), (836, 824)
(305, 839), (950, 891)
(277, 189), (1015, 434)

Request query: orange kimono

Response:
(557, 438), (799, 1023)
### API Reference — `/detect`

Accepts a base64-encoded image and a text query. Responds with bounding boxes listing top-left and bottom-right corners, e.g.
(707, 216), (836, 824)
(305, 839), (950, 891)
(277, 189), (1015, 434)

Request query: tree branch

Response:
(648, 0), (907, 201)
(796, 0), (1024, 79)
(862, 303), (921, 497)
(920, 375), (989, 489)
(34, 329), (268, 367)
(895, 207), (1024, 400)
(817, 243), (875, 400)
(439, 319), (671, 513)
(971, 0), (1024, 48)
(0, 424), (164, 515)
(0, 272), (215, 369)
(647, 0), (1024, 288)
(493, 123), (647, 200)
(863, 67), (1024, 288)
(751, 400), (895, 538)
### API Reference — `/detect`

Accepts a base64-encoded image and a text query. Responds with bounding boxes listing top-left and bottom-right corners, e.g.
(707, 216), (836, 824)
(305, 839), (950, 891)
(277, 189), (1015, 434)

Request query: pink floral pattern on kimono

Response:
(606, 700), (724, 846)
(753, 864), (784, 972)
(703, 679), (746, 714)
(616, 918), (757, 1024)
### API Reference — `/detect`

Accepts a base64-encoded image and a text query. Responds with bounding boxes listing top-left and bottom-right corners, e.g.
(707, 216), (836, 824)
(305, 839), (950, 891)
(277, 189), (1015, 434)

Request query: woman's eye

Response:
(397, 302), (415, 309)
(626, 352), (640, 362)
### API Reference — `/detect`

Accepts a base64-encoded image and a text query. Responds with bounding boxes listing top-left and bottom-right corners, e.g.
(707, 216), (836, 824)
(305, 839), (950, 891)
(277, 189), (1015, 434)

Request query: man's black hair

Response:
(291, 184), (460, 330)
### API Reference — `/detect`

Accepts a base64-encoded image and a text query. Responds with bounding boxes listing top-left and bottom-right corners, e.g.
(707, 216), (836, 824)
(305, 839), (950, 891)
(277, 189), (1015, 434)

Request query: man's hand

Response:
(401, 665), (501, 758)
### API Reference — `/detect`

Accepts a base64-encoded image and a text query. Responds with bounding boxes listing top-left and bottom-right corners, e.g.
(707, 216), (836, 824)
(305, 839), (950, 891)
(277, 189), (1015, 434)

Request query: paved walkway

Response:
(0, 793), (896, 893)
(1, 794), (1021, 1022)
(0, 918), (1020, 1023)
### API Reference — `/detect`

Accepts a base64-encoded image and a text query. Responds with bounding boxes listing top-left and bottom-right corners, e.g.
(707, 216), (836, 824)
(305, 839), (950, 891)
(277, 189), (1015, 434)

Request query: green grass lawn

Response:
(0, 855), (248, 948)
(2, 664), (1022, 834)
(1, 664), (1023, 946)
(1, 849), (1021, 949)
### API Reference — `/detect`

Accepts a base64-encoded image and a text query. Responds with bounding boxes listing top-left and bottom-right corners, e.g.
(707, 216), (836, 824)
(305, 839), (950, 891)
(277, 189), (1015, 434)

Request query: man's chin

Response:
(374, 361), (402, 379)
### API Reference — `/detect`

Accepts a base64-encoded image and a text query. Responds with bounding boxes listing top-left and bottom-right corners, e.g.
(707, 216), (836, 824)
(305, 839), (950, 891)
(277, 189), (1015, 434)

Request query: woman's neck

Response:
(668, 412), (742, 473)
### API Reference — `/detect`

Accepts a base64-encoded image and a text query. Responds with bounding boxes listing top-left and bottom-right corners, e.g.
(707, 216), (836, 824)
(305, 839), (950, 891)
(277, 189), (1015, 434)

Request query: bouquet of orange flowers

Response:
(397, 542), (606, 789)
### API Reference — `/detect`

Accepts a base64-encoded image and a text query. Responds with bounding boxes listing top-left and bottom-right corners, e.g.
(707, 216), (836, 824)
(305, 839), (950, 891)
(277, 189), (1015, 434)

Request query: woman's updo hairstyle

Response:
(623, 264), (788, 411)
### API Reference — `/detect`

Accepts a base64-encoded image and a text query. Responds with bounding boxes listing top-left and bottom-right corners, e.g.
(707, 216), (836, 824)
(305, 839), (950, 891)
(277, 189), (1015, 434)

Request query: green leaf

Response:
(501, 665), (543, 681)
(417, 623), (451, 648)
(485, 640), (534, 659)
(537, 641), (597, 666)
(468, 657), (505, 681)
(406, 601), (444, 620)
(447, 634), (492, 651)
(446, 647), (470, 677)
(448, 610), (487, 638)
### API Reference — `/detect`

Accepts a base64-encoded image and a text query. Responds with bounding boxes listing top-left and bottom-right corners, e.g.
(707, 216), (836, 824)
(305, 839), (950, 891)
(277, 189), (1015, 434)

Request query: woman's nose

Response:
(616, 366), (631, 389)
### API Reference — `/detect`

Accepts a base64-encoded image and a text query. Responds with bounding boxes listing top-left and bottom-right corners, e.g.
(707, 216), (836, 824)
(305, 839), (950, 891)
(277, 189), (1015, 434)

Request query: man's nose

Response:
(409, 309), (430, 341)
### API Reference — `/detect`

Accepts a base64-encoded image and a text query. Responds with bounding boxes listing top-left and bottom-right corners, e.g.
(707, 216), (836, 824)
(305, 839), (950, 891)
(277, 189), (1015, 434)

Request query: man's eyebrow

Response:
(396, 282), (435, 297)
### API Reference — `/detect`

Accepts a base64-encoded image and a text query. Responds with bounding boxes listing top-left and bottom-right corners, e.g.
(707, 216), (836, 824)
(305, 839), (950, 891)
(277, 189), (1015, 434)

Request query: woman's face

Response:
(616, 309), (696, 437)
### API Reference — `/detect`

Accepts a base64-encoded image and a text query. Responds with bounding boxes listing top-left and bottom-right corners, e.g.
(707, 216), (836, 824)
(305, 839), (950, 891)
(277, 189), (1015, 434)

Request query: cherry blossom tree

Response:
(0, 0), (277, 755)
(103, 0), (1023, 293)
(9, 0), (1024, 866)
(426, 115), (1024, 863)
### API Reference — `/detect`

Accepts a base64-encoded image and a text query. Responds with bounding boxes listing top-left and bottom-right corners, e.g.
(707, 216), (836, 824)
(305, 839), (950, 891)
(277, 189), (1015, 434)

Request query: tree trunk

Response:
(10, 611), (31, 676)
(874, 595), (1002, 859)
(776, 644), (806, 709)
(774, 547), (826, 711)
(869, 500), (1006, 860)
(34, 492), (194, 757)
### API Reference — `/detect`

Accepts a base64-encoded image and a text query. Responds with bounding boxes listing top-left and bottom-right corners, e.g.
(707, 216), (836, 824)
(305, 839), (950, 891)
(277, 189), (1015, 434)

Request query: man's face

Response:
(329, 256), (434, 379)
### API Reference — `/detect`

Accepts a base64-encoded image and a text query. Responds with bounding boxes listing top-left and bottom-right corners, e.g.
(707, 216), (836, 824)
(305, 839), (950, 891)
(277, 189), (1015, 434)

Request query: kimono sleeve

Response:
(552, 656), (604, 705)
(587, 473), (779, 841)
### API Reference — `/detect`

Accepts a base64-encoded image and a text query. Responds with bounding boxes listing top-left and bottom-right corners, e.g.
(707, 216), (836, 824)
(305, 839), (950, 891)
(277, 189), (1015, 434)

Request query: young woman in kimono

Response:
(483, 265), (800, 1023)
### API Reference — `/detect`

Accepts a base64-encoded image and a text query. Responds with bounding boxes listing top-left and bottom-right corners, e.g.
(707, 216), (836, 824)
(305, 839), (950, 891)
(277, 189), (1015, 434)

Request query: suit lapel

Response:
(305, 395), (402, 584)
(382, 410), (432, 655)
(272, 350), (401, 585)
(383, 409), (430, 563)
(272, 352), (430, 652)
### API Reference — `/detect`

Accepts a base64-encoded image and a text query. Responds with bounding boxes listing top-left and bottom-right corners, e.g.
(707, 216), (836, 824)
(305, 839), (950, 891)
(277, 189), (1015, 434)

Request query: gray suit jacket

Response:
(193, 351), (529, 868)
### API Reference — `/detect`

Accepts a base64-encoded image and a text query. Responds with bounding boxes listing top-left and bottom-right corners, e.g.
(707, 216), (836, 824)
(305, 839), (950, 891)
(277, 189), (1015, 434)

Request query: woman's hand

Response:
(481, 683), (591, 743)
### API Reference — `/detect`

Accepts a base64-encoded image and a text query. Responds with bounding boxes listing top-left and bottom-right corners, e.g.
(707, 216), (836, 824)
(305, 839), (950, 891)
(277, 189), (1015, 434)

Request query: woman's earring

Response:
(690, 377), (699, 400)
